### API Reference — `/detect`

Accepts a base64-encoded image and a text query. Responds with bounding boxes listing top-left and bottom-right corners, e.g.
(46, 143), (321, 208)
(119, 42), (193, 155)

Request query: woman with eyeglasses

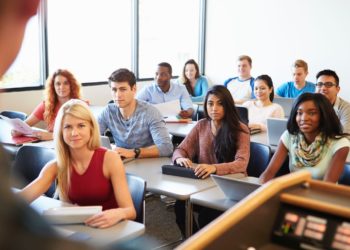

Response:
(11, 69), (84, 141)
(260, 92), (350, 183)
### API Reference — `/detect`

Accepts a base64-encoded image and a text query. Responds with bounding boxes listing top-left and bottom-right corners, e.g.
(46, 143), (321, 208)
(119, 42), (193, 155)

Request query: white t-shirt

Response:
(242, 100), (284, 131)
(226, 78), (252, 102)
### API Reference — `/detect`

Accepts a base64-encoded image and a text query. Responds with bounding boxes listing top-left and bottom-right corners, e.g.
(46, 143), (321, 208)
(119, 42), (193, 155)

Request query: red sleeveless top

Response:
(68, 147), (118, 210)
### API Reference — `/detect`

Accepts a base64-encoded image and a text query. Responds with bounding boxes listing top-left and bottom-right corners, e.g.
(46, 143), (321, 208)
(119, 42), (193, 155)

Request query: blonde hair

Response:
(293, 59), (308, 72)
(238, 55), (252, 66)
(53, 99), (101, 200)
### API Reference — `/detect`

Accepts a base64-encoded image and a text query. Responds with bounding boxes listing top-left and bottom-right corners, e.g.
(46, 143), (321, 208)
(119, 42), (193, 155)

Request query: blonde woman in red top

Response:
(19, 99), (135, 228)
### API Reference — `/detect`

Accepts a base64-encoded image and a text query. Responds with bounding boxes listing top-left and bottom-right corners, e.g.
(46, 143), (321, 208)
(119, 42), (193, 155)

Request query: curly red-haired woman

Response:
(12, 69), (83, 141)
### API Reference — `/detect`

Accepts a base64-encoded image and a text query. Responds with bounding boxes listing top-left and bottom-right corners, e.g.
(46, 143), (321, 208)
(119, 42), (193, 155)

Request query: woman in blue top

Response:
(178, 59), (209, 102)
(260, 93), (350, 183)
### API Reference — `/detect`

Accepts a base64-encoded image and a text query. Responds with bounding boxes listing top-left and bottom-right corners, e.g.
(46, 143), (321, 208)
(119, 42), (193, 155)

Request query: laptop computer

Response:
(273, 97), (295, 118)
(211, 175), (261, 201)
(266, 118), (288, 146)
(100, 135), (112, 149)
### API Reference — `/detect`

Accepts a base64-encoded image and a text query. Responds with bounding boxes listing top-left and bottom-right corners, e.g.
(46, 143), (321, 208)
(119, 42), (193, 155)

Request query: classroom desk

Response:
(30, 195), (145, 247)
(124, 157), (245, 237)
(165, 122), (196, 138)
(124, 157), (215, 238)
(190, 176), (260, 212)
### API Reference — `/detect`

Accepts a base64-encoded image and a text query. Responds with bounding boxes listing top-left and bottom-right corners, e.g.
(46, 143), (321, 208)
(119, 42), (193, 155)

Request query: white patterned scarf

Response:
(291, 132), (329, 169)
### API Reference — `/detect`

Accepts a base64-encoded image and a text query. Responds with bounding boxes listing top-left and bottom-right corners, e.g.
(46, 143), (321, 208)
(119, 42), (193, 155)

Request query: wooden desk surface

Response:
(30, 195), (145, 247)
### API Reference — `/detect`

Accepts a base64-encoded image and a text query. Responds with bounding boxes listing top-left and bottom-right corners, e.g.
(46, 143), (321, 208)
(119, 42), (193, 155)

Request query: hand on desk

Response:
(85, 208), (124, 229)
(194, 164), (216, 179)
(175, 157), (194, 168)
(114, 147), (134, 159)
(11, 129), (53, 141)
(178, 110), (192, 119)
(175, 158), (216, 179)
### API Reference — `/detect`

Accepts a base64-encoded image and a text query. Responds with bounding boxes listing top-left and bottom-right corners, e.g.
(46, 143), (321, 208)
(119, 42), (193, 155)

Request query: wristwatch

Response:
(134, 148), (141, 159)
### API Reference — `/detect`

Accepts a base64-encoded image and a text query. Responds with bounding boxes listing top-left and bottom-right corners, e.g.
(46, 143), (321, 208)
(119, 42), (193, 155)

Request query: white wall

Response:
(0, 81), (152, 114)
(2, 0), (350, 112)
(205, 0), (350, 100)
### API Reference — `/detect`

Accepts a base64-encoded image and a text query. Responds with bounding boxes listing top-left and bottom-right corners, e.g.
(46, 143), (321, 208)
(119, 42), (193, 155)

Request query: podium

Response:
(177, 171), (350, 250)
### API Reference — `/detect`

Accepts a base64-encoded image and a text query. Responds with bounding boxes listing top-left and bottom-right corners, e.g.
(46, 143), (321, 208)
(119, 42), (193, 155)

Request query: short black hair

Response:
(108, 68), (136, 88)
(316, 69), (339, 86)
(287, 92), (345, 139)
(158, 62), (172, 76)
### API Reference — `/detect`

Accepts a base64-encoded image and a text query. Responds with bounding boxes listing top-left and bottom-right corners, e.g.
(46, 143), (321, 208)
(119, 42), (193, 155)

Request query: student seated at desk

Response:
(11, 69), (84, 141)
(136, 62), (194, 119)
(19, 100), (136, 228)
(98, 68), (173, 159)
(177, 59), (209, 103)
(242, 75), (284, 132)
(172, 85), (250, 235)
(260, 93), (350, 183)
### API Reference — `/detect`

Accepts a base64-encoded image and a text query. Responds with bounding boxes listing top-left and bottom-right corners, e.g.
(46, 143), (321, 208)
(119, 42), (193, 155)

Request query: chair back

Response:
(276, 156), (290, 177)
(247, 142), (271, 177)
(1, 110), (27, 121)
(12, 145), (56, 197)
(236, 106), (249, 125)
(339, 163), (350, 185)
(191, 103), (199, 121)
(126, 173), (146, 224)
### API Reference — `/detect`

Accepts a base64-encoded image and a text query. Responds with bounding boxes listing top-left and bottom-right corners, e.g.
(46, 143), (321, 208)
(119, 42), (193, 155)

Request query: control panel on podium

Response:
(177, 171), (350, 250)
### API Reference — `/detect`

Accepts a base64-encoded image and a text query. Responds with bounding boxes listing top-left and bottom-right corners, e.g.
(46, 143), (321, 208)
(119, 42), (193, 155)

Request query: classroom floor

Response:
(114, 194), (183, 249)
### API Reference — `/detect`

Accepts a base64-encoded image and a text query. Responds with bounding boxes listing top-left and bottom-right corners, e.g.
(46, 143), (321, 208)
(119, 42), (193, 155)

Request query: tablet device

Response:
(211, 175), (261, 201)
(43, 206), (102, 224)
(162, 164), (200, 179)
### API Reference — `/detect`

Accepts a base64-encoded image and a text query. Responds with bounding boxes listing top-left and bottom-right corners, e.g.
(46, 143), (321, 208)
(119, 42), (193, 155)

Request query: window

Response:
(0, 16), (41, 89)
(138, 0), (200, 79)
(47, 0), (132, 84)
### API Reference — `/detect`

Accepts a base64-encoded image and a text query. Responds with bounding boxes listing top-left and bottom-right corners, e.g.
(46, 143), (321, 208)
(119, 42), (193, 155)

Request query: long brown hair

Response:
(181, 59), (200, 96)
(204, 85), (248, 163)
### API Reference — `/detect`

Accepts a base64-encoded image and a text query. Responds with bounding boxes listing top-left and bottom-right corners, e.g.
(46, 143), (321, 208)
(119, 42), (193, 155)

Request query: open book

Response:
(43, 206), (102, 224)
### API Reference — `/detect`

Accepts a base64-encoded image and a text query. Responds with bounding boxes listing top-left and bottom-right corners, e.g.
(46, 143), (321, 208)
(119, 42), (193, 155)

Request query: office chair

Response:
(247, 142), (271, 177)
(236, 106), (249, 125)
(126, 173), (146, 224)
(12, 145), (56, 197)
(0, 110), (27, 121)
(338, 163), (350, 186)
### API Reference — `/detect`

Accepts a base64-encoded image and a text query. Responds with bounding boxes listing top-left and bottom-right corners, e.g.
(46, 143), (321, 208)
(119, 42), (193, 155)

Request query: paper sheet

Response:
(153, 99), (181, 118)
(0, 115), (34, 135)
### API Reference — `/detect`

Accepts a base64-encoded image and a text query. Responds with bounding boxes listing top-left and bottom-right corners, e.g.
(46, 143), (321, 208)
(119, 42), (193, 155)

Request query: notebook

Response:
(273, 97), (295, 118)
(211, 175), (261, 201)
(266, 118), (288, 146)
(43, 206), (102, 224)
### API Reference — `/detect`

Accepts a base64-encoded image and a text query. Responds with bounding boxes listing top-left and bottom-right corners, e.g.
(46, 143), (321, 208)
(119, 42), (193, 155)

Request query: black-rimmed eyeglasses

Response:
(315, 82), (337, 88)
